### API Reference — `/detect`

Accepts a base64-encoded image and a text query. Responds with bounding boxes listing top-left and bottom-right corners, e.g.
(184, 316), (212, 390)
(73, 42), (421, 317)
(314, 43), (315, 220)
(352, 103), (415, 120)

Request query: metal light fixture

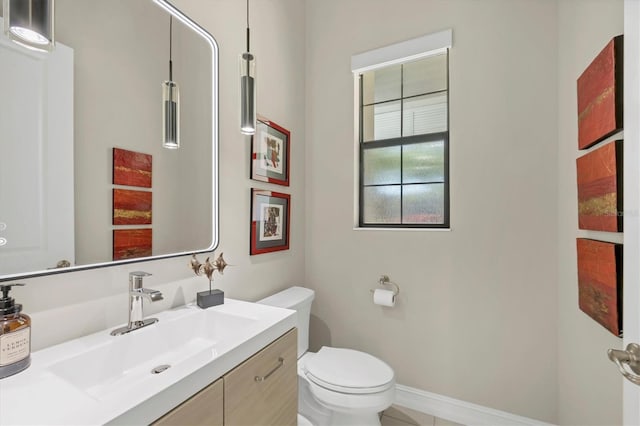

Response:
(162, 16), (180, 149)
(3, 0), (55, 52)
(239, 0), (256, 135)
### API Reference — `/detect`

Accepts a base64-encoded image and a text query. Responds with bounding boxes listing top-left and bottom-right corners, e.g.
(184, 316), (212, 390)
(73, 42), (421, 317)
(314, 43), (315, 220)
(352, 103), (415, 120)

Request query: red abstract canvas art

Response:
(113, 229), (152, 260)
(577, 35), (623, 150)
(576, 238), (622, 337)
(113, 189), (152, 225)
(576, 140), (623, 232)
(113, 148), (152, 188)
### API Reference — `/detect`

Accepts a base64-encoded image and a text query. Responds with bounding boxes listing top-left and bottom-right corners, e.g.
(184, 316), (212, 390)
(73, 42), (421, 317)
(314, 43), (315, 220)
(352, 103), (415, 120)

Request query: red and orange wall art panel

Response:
(577, 35), (623, 150)
(576, 238), (623, 337)
(576, 140), (623, 232)
(113, 189), (152, 225)
(113, 229), (152, 260)
(113, 148), (152, 188)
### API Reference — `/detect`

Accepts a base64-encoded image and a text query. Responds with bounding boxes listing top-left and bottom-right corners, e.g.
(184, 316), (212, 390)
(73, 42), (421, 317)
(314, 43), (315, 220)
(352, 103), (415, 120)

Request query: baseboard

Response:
(395, 384), (555, 426)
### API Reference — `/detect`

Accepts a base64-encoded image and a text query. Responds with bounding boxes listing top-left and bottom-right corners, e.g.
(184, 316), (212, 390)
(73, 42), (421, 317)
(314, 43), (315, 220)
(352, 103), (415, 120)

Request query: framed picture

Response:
(113, 229), (152, 260)
(113, 189), (152, 225)
(577, 35), (623, 150)
(113, 148), (152, 188)
(576, 140), (623, 232)
(251, 116), (290, 186)
(576, 238), (623, 337)
(250, 189), (290, 255)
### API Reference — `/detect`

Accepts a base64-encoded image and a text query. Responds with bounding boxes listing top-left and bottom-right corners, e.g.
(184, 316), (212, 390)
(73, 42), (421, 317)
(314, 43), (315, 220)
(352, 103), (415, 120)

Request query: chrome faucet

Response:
(111, 271), (163, 336)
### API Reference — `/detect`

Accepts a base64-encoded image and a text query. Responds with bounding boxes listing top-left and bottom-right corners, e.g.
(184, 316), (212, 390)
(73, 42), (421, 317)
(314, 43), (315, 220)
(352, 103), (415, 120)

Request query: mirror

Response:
(0, 0), (219, 280)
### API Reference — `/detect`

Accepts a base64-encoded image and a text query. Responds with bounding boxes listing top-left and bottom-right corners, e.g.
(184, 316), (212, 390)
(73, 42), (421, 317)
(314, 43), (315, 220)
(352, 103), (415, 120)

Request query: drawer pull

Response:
(254, 357), (285, 382)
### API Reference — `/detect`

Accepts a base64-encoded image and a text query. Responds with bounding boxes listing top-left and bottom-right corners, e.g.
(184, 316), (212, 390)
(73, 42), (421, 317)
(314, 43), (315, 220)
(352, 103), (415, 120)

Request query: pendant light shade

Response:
(240, 52), (256, 135)
(240, 0), (256, 135)
(162, 80), (180, 149)
(3, 0), (55, 52)
(162, 16), (180, 149)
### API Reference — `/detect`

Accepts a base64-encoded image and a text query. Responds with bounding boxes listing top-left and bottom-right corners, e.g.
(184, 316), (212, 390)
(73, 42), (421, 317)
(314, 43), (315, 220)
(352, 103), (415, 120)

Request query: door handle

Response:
(608, 343), (640, 385)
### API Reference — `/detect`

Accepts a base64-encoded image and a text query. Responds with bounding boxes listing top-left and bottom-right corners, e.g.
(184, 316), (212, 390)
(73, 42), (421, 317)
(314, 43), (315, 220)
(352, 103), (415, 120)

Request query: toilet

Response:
(258, 286), (395, 426)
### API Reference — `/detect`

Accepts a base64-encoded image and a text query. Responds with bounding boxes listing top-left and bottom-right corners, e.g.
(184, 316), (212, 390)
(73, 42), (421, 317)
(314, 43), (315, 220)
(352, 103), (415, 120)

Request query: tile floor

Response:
(381, 405), (464, 426)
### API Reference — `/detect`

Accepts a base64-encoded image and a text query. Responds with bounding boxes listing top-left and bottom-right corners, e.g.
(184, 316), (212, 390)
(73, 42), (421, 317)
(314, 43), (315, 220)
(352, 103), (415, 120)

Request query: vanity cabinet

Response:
(225, 327), (297, 426)
(153, 379), (223, 426)
(152, 328), (297, 426)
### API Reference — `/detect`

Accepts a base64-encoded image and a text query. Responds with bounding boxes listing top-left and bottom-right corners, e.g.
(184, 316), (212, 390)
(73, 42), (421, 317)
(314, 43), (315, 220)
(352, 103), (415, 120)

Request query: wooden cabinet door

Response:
(152, 378), (223, 426)
(224, 328), (298, 426)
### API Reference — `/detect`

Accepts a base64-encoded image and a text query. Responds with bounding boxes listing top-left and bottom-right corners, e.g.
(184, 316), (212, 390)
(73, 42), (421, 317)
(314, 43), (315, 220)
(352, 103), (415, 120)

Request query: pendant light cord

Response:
(246, 0), (250, 52)
(169, 16), (173, 81)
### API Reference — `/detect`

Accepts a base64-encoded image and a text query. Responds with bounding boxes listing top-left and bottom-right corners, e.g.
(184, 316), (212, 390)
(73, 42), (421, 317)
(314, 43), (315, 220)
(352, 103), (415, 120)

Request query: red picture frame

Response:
(250, 189), (290, 255)
(250, 116), (290, 186)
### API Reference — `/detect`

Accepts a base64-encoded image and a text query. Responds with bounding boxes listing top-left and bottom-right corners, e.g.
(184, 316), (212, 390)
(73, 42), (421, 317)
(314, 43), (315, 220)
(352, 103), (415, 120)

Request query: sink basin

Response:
(48, 309), (258, 400)
(0, 299), (296, 425)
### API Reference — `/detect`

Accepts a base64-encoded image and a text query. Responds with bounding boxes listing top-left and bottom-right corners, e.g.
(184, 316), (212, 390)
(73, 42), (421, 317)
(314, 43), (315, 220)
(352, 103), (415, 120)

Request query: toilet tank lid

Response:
(257, 286), (315, 309)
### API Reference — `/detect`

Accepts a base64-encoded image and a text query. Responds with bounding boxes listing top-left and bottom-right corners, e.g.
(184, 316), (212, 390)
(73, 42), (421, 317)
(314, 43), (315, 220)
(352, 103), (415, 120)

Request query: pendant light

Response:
(3, 0), (55, 52)
(162, 16), (180, 149)
(239, 0), (256, 135)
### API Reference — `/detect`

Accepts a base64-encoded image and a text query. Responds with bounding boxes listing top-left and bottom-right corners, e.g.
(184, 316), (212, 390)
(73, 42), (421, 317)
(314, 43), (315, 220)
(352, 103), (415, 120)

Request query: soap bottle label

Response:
(0, 327), (30, 366)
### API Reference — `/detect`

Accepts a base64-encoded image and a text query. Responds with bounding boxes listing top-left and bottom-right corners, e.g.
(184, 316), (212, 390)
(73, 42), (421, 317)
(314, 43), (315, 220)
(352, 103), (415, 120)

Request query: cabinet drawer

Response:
(152, 378), (223, 426)
(224, 328), (297, 426)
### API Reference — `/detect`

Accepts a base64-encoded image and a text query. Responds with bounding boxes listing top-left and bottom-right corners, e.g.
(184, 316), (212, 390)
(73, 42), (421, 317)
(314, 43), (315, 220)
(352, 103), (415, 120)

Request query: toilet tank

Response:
(257, 286), (315, 358)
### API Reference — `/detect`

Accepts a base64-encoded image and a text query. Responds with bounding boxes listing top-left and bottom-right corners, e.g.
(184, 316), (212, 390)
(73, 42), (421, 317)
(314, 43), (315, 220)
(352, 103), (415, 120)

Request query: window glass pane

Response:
(362, 64), (401, 105)
(358, 50), (450, 228)
(402, 183), (444, 224)
(364, 146), (401, 185)
(363, 101), (401, 142)
(402, 92), (447, 136)
(403, 141), (444, 184)
(403, 53), (447, 97)
(364, 186), (401, 223)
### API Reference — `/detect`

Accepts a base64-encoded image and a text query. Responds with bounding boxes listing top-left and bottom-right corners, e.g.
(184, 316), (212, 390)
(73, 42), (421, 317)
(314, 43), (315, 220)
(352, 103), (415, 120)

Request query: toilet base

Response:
(299, 373), (332, 425)
(330, 410), (381, 426)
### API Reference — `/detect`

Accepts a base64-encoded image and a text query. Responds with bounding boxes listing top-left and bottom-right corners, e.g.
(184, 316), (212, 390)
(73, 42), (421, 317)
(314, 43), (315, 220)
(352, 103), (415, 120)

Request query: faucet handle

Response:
(129, 271), (152, 289)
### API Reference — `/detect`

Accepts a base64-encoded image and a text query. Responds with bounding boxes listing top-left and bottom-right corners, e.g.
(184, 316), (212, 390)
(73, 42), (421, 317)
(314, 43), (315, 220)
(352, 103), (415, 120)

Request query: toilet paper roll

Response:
(373, 288), (396, 307)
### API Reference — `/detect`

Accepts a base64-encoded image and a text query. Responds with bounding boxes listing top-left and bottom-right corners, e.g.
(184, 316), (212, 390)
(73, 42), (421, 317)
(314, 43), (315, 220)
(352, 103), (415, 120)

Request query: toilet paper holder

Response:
(369, 275), (400, 296)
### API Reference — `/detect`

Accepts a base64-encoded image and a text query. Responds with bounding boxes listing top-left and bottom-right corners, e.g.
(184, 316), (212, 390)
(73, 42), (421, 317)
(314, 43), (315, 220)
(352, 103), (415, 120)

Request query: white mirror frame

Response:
(0, 0), (219, 281)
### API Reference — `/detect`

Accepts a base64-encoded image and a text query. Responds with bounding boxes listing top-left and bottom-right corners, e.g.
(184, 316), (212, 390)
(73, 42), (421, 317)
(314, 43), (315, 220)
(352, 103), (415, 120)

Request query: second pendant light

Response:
(240, 0), (256, 135)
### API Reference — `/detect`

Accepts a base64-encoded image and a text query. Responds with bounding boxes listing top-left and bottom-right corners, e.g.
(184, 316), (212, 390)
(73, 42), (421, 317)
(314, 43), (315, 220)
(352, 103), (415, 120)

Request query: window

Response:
(353, 31), (451, 229)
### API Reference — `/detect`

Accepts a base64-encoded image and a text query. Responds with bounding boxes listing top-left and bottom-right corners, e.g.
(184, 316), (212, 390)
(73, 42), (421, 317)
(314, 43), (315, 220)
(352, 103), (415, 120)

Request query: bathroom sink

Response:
(48, 308), (258, 400)
(0, 299), (296, 425)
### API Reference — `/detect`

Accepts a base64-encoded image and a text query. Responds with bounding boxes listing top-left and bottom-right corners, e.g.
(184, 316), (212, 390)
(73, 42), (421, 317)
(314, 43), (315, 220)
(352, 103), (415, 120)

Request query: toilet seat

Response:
(303, 347), (395, 394)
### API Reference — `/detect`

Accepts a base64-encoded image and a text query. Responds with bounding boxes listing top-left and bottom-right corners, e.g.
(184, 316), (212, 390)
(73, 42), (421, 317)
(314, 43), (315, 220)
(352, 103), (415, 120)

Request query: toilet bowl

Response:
(258, 286), (395, 426)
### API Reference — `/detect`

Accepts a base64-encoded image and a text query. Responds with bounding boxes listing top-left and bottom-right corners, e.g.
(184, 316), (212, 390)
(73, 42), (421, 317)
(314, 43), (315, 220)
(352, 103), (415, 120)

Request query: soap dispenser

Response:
(0, 283), (31, 379)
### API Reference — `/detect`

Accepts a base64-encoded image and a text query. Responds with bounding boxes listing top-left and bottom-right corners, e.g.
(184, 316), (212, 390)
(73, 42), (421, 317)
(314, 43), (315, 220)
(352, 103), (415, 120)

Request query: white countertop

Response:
(0, 299), (296, 425)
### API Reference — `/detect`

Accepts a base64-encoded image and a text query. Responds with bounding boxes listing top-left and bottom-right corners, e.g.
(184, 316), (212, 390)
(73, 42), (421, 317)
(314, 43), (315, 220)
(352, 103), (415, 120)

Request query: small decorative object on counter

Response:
(0, 284), (31, 379)
(190, 253), (228, 309)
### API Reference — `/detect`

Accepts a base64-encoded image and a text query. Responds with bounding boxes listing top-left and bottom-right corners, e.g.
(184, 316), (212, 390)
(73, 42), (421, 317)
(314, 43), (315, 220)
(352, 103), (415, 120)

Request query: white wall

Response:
(10, 0), (306, 351)
(556, 1), (624, 424)
(304, 0), (559, 422)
